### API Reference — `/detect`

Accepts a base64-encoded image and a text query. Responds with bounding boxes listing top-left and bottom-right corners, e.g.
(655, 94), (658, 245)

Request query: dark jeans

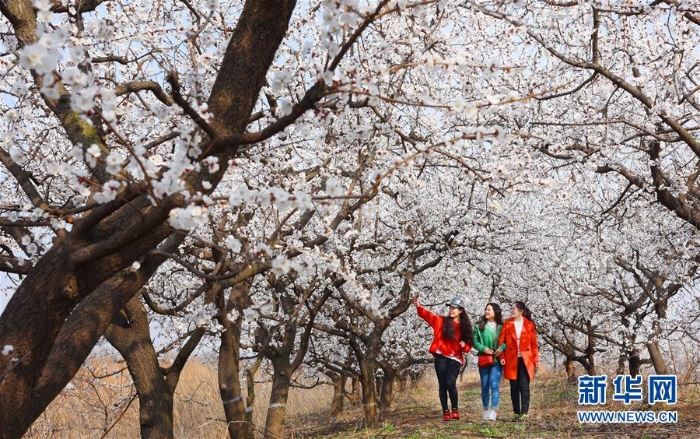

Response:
(509, 357), (531, 415)
(434, 355), (461, 411)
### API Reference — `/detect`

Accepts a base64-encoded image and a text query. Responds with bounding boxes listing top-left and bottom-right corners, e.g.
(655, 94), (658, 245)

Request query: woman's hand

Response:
(411, 294), (420, 307)
(500, 358), (506, 366)
(459, 341), (466, 348)
(485, 348), (494, 355)
(494, 348), (502, 357)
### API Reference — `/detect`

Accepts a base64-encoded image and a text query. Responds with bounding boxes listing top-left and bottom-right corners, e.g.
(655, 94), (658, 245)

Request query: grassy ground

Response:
(289, 372), (700, 438)
(25, 361), (700, 438)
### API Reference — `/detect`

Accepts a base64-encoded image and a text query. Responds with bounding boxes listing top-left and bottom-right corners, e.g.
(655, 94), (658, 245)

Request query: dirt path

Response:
(289, 374), (700, 438)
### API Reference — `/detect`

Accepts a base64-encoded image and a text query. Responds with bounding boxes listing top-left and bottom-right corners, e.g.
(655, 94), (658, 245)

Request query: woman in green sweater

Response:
(473, 303), (506, 421)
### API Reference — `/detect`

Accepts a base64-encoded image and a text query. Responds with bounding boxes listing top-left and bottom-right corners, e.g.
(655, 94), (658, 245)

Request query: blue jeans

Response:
(478, 363), (502, 410)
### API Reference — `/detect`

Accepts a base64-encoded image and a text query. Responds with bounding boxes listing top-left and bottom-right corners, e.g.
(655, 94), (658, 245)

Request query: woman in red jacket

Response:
(497, 301), (538, 421)
(413, 295), (473, 421)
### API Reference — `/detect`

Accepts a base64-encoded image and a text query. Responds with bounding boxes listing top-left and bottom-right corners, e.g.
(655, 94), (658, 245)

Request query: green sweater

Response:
(473, 323), (506, 354)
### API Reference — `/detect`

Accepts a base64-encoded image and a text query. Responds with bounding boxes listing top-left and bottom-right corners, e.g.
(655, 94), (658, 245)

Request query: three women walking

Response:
(414, 296), (538, 422)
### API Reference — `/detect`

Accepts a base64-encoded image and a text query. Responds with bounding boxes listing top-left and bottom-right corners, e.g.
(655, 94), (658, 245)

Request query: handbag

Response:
(477, 354), (495, 367)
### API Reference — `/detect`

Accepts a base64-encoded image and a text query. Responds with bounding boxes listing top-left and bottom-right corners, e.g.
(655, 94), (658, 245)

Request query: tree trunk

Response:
(347, 335), (380, 426)
(629, 353), (642, 377)
(586, 352), (597, 376)
(218, 314), (249, 439)
(398, 372), (410, 391)
(329, 372), (346, 417)
(245, 357), (262, 430)
(105, 297), (173, 438)
(647, 341), (669, 375)
(360, 379), (378, 426)
(378, 368), (397, 421)
(565, 359), (575, 383)
(347, 377), (361, 407)
(264, 361), (292, 439)
(0, 241), (176, 439)
(616, 355), (626, 376)
(356, 352), (378, 426)
(647, 307), (669, 375)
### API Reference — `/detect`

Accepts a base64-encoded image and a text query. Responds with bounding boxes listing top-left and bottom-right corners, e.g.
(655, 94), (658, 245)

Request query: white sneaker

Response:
(482, 410), (490, 420)
(489, 410), (497, 421)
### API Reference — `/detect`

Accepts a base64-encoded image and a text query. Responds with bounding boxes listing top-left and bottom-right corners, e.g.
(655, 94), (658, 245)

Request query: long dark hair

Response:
(514, 301), (534, 324)
(443, 308), (473, 342)
(477, 303), (503, 331)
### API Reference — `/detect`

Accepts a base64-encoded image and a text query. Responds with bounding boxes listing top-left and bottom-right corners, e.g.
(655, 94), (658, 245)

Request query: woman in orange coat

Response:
(497, 301), (538, 421)
(413, 295), (473, 421)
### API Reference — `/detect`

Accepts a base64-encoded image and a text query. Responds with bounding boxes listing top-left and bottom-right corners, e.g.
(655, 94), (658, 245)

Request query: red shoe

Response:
(451, 408), (460, 420)
(443, 410), (452, 421)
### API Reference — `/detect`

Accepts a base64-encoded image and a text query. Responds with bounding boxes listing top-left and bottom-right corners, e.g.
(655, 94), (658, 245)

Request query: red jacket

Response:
(498, 317), (539, 380)
(417, 305), (473, 365)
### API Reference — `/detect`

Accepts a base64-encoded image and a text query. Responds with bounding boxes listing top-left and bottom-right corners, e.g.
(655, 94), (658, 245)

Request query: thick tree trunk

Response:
(105, 297), (174, 438)
(648, 308), (669, 374)
(360, 379), (378, 426)
(0, 240), (175, 439)
(264, 361), (292, 439)
(347, 335), (379, 425)
(356, 353), (378, 426)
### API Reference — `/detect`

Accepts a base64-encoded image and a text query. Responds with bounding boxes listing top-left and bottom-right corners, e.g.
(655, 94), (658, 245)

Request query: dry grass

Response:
(25, 358), (333, 439)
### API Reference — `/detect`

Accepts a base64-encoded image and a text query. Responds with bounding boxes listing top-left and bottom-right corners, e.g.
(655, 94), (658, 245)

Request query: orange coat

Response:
(498, 318), (538, 381)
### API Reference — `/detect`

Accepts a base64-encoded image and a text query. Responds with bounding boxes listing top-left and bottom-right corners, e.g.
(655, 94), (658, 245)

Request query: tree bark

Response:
(218, 306), (249, 439)
(0, 237), (176, 438)
(349, 338), (379, 426)
(348, 377), (362, 407)
(585, 351), (597, 376)
(628, 352), (642, 377)
(105, 297), (174, 438)
(329, 372), (346, 417)
(378, 368), (397, 421)
(264, 361), (292, 439)
(647, 341), (669, 375)
(565, 359), (575, 383)
(218, 320), (249, 438)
